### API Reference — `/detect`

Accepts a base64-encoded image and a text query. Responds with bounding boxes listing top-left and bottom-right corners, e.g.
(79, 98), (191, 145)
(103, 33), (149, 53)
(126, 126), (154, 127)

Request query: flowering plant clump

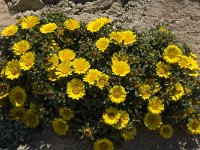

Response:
(0, 13), (200, 149)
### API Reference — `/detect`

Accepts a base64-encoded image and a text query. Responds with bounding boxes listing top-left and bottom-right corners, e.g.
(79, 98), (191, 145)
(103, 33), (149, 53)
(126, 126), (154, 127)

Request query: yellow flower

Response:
(58, 49), (76, 62)
(96, 38), (110, 52)
(163, 45), (182, 63)
(72, 57), (91, 74)
(0, 82), (9, 100)
(5, 60), (22, 80)
(47, 70), (59, 81)
(109, 31), (124, 44)
(20, 15), (39, 29)
(94, 138), (114, 150)
(121, 126), (137, 141)
(111, 60), (130, 76)
(10, 106), (26, 121)
(96, 17), (112, 24)
(123, 30), (137, 45)
(170, 83), (184, 101)
(12, 40), (30, 55)
(9, 86), (27, 106)
(87, 20), (104, 32)
(178, 55), (191, 68)
(102, 107), (121, 125)
(109, 85), (126, 104)
(96, 74), (109, 89)
(144, 113), (162, 130)
(160, 124), (173, 138)
(156, 61), (171, 78)
(189, 52), (198, 59)
(1, 24), (18, 36)
(139, 84), (151, 100)
(188, 57), (199, 70)
(24, 109), (40, 128)
(52, 118), (69, 135)
(40, 23), (57, 33)
(55, 62), (72, 78)
(19, 52), (35, 70)
(159, 26), (169, 32)
(47, 54), (59, 70)
(59, 107), (74, 120)
(63, 19), (80, 30)
(189, 70), (199, 77)
(187, 119), (200, 134)
(148, 97), (164, 114)
(83, 69), (102, 85)
(115, 110), (130, 130)
(67, 78), (85, 100)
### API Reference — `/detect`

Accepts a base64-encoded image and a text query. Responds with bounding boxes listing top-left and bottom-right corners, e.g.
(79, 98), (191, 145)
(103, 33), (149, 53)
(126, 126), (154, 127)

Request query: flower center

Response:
(58, 122), (65, 129)
(158, 68), (166, 74)
(168, 50), (176, 58)
(191, 121), (199, 130)
(11, 67), (19, 75)
(113, 90), (121, 99)
(99, 142), (109, 150)
(72, 86), (80, 94)
(148, 115), (157, 124)
(162, 127), (170, 134)
(15, 92), (23, 101)
(108, 112), (116, 120)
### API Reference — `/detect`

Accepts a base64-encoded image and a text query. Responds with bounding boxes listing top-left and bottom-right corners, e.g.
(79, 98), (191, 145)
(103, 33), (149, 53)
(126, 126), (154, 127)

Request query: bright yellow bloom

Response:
(148, 97), (164, 114)
(109, 31), (124, 44)
(1, 25), (18, 36)
(123, 30), (137, 45)
(121, 126), (137, 141)
(96, 17), (112, 24)
(59, 107), (74, 120)
(10, 106), (26, 121)
(102, 107), (121, 125)
(94, 138), (114, 150)
(47, 54), (59, 70)
(109, 85), (126, 104)
(19, 52), (35, 70)
(9, 86), (27, 107)
(163, 45), (182, 63)
(188, 57), (199, 70)
(72, 57), (91, 74)
(58, 49), (76, 62)
(20, 15), (39, 29)
(189, 52), (198, 59)
(96, 74), (109, 89)
(111, 60), (130, 76)
(156, 61), (171, 78)
(139, 84), (151, 100)
(12, 40), (30, 55)
(115, 110), (130, 130)
(178, 55), (191, 68)
(52, 118), (69, 135)
(40, 23), (57, 33)
(5, 60), (22, 80)
(160, 124), (173, 139)
(67, 78), (85, 100)
(47, 70), (59, 81)
(55, 62), (72, 78)
(83, 69), (102, 85)
(188, 70), (199, 77)
(159, 26), (169, 32)
(144, 113), (162, 130)
(0, 82), (9, 100)
(187, 119), (200, 134)
(64, 19), (80, 30)
(87, 20), (104, 32)
(170, 83), (184, 101)
(96, 38), (110, 52)
(24, 109), (40, 128)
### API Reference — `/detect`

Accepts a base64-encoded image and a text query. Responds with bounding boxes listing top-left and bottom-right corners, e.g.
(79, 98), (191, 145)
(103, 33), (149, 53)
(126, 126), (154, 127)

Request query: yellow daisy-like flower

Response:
(20, 15), (39, 29)
(9, 86), (27, 107)
(47, 54), (59, 70)
(10, 106), (26, 121)
(109, 31), (124, 44)
(52, 118), (69, 135)
(72, 57), (91, 74)
(163, 45), (182, 64)
(63, 19), (80, 31)
(170, 83), (184, 101)
(188, 57), (199, 70)
(67, 78), (85, 100)
(121, 126), (137, 141)
(115, 110), (130, 130)
(111, 60), (130, 76)
(139, 84), (151, 100)
(96, 38), (110, 52)
(160, 124), (173, 139)
(96, 17), (112, 24)
(156, 61), (171, 78)
(87, 20), (104, 32)
(40, 23), (57, 34)
(96, 74), (109, 89)
(144, 112), (162, 130)
(123, 30), (137, 45)
(159, 26), (169, 32)
(24, 109), (40, 128)
(109, 85), (126, 104)
(83, 69), (102, 85)
(94, 138), (114, 150)
(58, 49), (76, 62)
(47, 70), (59, 81)
(0, 82), (9, 100)
(1, 24), (18, 36)
(55, 62), (72, 78)
(19, 52), (35, 70)
(189, 52), (198, 59)
(59, 107), (74, 121)
(5, 60), (22, 80)
(148, 97), (164, 114)
(178, 55), (191, 68)
(12, 40), (30, 55)
(189, 70), (199, 77)
(187, 119), (200, 134)
(102, 107), (121, 125)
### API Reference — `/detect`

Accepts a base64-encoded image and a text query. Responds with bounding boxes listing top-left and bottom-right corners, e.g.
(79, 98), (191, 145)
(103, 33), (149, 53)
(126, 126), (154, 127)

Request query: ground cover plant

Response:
(0, 12), (199, 149)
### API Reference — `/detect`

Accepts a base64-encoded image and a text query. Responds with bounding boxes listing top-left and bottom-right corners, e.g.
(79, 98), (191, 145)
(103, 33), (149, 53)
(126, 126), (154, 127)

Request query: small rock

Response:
(63, 7), (72, 13)
(7, 2), (12, 8)
(11, 0), (44, 11)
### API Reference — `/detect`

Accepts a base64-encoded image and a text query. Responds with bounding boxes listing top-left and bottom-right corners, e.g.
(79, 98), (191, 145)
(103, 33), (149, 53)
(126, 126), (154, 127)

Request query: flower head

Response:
(111, 60), (130, 76)
(84, 69), (102, 85)
(40, 23), (57, 33)
(24, 109), (40, 128)
(170, 83), (184, 101)
(115, 110), (130, 130)
(163, 45), (182, 63)
(19, 52), (35, 70)
(94, 138), (114, 150)
(123, 30), (137, 45)
(55, 62), (72, 78)
(178, 55), (191, 68)
(160, 124), (173, 138)
(96, 38), (110, 52)
(58, 49), (76, 62)
(109, 31), (124, 44)
(52, 118), (69, 135)
(72, 57), (91, 74)
(87, 20), (104, 32)
(5, 60), (22, 80)
(20, 15), (39, 29)
(148, 97), (164, 114)
(12, 40), (30, 55)
(96, 17), (112, 24)
(102, 107), (121, 125)
(47, 54), (59, 70)
(10, 106), (26, 121)
(156, 61), (171, 78)
(59, 107), (74, 120)
(139, 84), (151, 100)
(1, 25), (18, 36)
(144, 113), (162, 130)
(109, 85), (126, 104)
(96, 74), (109, 89)
(121, 126), (137, 141)
(187, 119), (200, 134)
(64, 19), (80, 30)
